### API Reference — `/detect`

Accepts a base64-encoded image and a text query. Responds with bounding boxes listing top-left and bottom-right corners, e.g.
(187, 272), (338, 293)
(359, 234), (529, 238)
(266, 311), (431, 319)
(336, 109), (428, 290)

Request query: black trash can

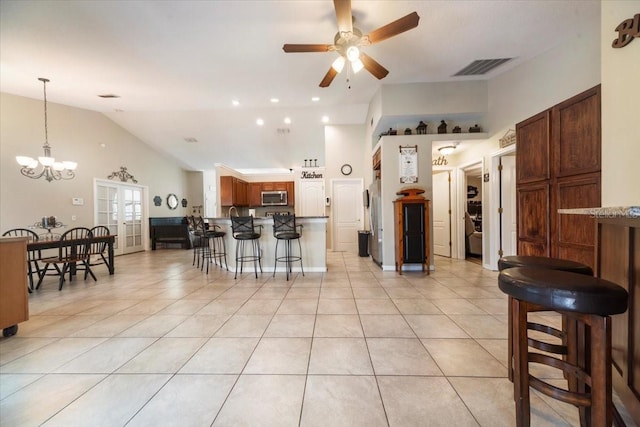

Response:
(358, 230), (370, 257)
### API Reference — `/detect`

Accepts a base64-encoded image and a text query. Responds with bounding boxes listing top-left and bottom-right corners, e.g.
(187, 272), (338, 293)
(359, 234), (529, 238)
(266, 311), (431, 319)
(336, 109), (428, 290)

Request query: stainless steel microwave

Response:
(261, 191), (288, 206)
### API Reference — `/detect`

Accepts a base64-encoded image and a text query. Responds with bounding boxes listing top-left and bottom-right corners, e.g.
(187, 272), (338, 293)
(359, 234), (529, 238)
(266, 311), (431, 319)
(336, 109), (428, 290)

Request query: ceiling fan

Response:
(282, 0), (420, 87)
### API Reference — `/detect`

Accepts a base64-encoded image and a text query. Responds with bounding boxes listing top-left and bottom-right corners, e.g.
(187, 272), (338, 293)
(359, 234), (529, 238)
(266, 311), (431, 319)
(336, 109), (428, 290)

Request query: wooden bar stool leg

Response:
(513, 298), (531, 427)
(590, 315), (612, 427)
(508, 295), (514, 382)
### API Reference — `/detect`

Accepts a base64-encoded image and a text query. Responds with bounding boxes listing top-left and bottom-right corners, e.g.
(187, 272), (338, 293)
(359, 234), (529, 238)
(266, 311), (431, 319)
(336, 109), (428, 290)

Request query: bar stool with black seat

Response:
(208, 224), (228, 271)
(498, 256), (593, 383)
(198, 220), (228, 274)
(191, 216), (207, 268)
(272, 213), (304, 281)
(231, 216), (262, 279)
(499, 267), (628, 426)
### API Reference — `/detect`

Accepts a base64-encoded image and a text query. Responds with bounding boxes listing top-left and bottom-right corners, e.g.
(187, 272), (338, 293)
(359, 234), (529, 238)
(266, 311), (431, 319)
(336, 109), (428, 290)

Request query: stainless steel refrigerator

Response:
(369, 180), (382, 266)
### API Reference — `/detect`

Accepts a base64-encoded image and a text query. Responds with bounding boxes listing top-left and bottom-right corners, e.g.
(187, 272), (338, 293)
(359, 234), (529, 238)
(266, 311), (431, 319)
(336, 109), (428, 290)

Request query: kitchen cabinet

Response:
(249, 183), (262, 208)
(220, 176), (249, 207)
(393, 188), (430, 274)
(0, 237), (29, 337)
(286, 182), (295, 207)
(516, 85), (601, 269)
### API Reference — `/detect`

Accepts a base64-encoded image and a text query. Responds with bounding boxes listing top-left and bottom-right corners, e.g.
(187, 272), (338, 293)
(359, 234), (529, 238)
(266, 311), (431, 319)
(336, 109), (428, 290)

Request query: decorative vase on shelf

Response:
(404, 128), (412, 135)
(438, 120), (447, 134)
(452, 126), (461, 134)
(469, 124), (482, 133)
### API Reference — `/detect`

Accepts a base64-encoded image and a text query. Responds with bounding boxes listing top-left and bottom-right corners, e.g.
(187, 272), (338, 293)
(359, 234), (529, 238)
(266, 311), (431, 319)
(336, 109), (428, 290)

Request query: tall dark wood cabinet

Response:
(393, 188), (430, 274)
(515, 85), (601, 269)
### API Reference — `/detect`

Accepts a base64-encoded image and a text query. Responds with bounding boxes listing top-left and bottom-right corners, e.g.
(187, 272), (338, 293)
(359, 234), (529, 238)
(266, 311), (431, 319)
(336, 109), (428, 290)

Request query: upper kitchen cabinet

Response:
(249, 183), (262, 208)
(220, 176), (248, 207)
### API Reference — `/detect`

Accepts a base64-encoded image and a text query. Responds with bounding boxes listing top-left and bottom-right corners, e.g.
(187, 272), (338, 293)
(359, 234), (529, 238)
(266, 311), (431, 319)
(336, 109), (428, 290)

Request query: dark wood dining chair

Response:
(76, 226), (111, 278)
(2, 228), (41, 292)
(36, 227), (97, 290)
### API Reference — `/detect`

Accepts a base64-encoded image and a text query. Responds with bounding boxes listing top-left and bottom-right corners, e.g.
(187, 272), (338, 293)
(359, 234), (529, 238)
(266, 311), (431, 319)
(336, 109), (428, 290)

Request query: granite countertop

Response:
(558, 206), (640, 218)
(207, 216), (328, 220)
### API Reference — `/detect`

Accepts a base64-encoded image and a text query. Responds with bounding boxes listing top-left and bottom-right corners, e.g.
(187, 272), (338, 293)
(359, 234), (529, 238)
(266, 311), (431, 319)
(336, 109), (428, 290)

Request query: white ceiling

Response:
(0, 0), (600, 171)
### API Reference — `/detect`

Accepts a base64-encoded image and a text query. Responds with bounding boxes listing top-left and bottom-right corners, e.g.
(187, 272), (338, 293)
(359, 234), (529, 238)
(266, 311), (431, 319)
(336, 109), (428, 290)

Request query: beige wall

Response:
(0, 92), (189, 232)
(601, 1), (640, 206)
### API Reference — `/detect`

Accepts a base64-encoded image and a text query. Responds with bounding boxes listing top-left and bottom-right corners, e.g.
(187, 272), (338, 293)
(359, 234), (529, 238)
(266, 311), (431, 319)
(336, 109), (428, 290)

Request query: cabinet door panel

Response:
(517, 182), (550, 252)
(516, 110), (550, 183)
(249, 183), (262, 207)
(220, 176), (233, 206)
(553, 86), (601, 178)
(554, 174), (600, 269)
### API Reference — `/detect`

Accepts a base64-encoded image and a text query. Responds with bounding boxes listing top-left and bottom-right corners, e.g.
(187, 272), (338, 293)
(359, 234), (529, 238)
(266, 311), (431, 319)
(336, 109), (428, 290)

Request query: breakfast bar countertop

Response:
(558, 206), (640, 218)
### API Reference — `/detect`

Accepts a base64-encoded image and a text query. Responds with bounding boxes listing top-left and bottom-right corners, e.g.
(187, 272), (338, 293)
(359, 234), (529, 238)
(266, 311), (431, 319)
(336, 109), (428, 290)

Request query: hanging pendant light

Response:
(15, 78), (77, 182)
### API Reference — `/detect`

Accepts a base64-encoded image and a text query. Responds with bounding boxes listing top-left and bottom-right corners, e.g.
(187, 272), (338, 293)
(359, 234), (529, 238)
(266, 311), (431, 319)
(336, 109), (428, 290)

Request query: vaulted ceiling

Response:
(0, 1), (600, 171)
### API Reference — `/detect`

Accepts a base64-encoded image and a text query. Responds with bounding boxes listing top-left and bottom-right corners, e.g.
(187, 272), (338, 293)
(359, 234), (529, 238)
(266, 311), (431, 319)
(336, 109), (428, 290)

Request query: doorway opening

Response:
(464, 166), (483, 264)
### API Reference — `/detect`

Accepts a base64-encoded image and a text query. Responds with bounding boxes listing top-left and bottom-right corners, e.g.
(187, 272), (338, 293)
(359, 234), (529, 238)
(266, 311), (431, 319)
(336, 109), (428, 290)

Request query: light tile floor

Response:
(0, 250), (588, 426)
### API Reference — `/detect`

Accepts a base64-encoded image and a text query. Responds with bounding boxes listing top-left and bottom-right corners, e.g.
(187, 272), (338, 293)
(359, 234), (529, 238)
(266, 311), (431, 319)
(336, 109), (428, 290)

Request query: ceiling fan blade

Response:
(333, 0), (353, 34)
(319, 67), (338, 88)
(282, 44), (332, 53)
(360, 53), (389, 80)
(366, 12), (420, 45)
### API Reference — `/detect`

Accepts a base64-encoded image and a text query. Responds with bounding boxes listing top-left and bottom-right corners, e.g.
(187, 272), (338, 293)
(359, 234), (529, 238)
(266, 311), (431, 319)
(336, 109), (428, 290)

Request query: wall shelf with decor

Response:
(371, 113), (486, 147)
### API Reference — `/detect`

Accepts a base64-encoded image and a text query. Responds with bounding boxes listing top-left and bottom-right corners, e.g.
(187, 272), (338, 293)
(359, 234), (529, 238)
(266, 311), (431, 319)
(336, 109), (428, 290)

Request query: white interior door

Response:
(122, 186), (143, 253)
(332, 179), (364, 253)
(432, 171), (452, 257)
(95, 180), (147, 255)
(299, 180), (325, 217)
(500, 155), (517, 257)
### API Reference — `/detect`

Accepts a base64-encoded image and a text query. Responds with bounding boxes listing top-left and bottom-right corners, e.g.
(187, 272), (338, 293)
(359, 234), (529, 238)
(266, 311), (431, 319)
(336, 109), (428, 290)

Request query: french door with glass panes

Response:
(94, 179), (147, 254)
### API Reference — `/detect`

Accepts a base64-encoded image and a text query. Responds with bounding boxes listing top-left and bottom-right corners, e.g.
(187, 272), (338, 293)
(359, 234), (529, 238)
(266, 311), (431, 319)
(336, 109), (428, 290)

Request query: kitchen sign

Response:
(301, 171), (323, 179)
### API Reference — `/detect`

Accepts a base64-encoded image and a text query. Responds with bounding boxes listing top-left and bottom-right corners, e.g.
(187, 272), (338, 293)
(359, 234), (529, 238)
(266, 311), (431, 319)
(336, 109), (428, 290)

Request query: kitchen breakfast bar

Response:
(206, 216), (328, 273)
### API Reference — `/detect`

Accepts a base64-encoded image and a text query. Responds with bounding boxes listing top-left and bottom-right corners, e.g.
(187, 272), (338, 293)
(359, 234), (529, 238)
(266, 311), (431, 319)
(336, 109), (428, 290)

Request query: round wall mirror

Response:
(166, 193), (179, 210)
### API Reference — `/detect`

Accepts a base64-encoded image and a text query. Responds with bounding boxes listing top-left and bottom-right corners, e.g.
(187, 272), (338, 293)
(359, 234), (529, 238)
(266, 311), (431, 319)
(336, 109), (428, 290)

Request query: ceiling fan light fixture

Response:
(351, 58), (364, 73)
(346, 46), (360, 62)
(331, 56), (345, 73)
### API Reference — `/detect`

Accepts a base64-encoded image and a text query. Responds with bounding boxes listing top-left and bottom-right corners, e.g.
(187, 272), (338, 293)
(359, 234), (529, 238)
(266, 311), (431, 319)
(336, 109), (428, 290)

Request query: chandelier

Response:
(15, 78), (77, 182)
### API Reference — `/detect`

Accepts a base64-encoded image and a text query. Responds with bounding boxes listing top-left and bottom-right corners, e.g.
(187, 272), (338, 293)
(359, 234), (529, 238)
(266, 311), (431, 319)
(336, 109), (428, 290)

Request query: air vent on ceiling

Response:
(184, 137), (198, 143)
(453, 58), (512, 76)
(98, 94), (120, 98)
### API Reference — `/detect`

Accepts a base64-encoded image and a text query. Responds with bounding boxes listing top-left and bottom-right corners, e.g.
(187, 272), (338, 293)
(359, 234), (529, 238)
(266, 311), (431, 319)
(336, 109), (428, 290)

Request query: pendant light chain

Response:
(41, 77), (50, 151)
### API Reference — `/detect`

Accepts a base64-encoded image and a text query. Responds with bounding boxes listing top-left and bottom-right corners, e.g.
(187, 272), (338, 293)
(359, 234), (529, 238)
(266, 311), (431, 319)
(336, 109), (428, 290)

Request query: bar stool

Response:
(499, 267), (627, 426)
(231, 216), (262, 279)
(209, 224), (228, 271)
(498, 256), (593, 382)
(272, 213), (304, 281)
(191, 216), (205, 268)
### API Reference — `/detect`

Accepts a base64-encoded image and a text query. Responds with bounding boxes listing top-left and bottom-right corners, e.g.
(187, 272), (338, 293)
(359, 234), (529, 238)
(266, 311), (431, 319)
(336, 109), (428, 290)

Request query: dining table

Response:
(28, 234), (117, 275)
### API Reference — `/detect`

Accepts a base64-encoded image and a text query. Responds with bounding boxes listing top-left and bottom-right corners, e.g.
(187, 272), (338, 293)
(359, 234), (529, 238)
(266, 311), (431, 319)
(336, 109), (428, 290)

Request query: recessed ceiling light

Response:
(232, 99), (240, 106)
(322, 116), (329, 123)
(311, 97), (320, 102)
(184, 137), (198, 143)
(256, 118), (264, 126)
(284, 117), (291, 124)
(270, 98), (279, 103)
